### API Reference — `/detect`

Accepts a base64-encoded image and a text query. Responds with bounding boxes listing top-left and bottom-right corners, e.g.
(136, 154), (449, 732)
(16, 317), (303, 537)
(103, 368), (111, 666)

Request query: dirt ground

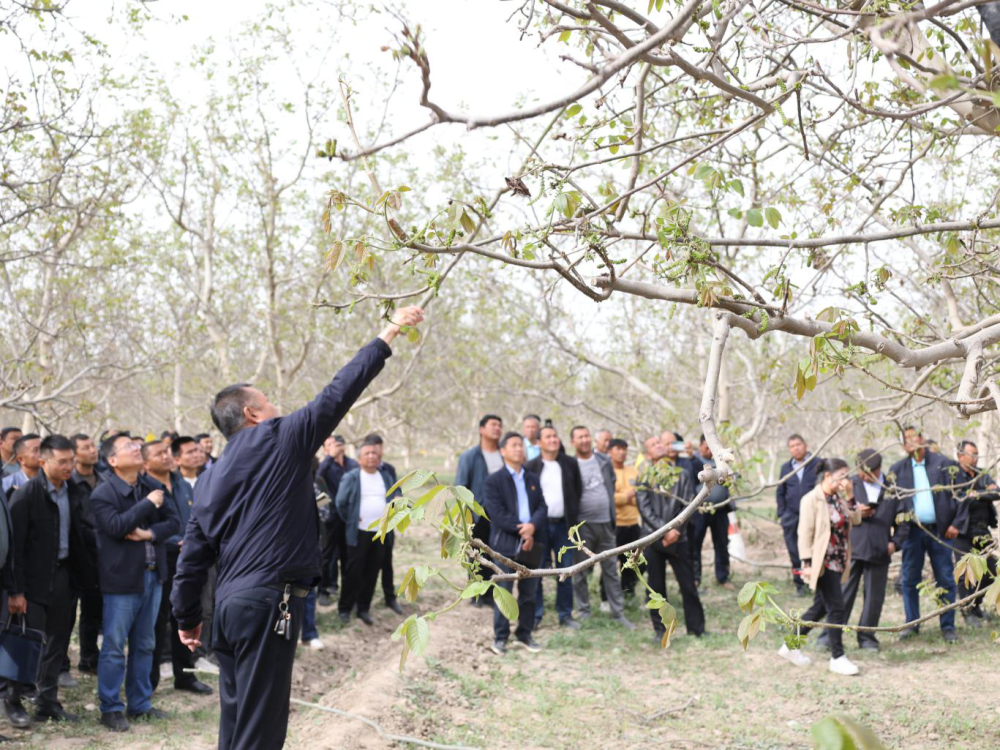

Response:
(13, 499), (1000, 750)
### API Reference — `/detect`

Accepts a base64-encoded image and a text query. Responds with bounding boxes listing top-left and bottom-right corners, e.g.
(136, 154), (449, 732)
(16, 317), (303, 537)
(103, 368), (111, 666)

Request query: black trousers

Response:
(800, 570), (846, 658)
(198, 564), (218, 658)
(62, 583), (102, 674)
(320, 515), (346, 594)
(472, 516), (494, 604)
(617, 524), (642, 596)
(339, 530), (385, 616)
(781, 521), (804, 586)
(842, 558), (888, 645)
(381, 530), (396, 603)
(645, 542), (705, 636)
(493, 577), (539, 643)
(214, 586), (303, 750)
(6, 564), (75, 711)
(152, 549), (197, 691)
(690, 510), (731, 585)
(953, 534), (998, 615)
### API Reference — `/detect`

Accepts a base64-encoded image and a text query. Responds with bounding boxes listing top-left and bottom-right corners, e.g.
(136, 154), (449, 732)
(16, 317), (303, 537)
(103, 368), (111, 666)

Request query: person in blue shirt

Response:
(480, 432), (547, 655)
(889, 426), (960, 642)
(170, 306), (423, 750)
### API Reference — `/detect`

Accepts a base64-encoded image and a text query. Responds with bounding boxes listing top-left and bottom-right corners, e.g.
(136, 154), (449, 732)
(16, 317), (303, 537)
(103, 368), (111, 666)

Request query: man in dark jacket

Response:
(171, 307), (422, 750)
(842, 449), (908, 650)
(91, 433), (180, 732)
(890, 426), (959, 642)
(67, 432), (103, 676)
(951, 440), (998, 626)
(455, 414), (503, 606)
(334, 442), (400, 625)
(691, 435), (734, 590)
(481, 432), (547, 655)
(363, 433), (403, 615)
(5, 435), (90, 726)
(637, 441), (706, 642)
(316, 435), (357, 603)
(775, 434), (820, 595)
(143, 440), (212, 696)
(525, 425), (582, 629)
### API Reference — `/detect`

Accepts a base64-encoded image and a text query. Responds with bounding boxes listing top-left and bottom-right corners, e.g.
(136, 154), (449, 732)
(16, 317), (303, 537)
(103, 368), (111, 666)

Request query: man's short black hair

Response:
(1, 426), (22, 441)
(523, 414), (541, 423)
(539, 425), (558, 437)
(142, 439), (163, 460)
(479, 414), (502, 428)
(100, 433), (132, 462)
(671, 432), (684, 443)
(171, 436), (197, 458)
(857, 449), (882, 474)
(70, 433), (91, 450)
(332, 434), (346, 444)
(902, 425), (921, 436)
(958, 439), (977, 452)
(13, 433), (40, 456)
(193, 433), (210, 442)
(569, 425), (589, 439)
(787, 433), (805, 443)
(40, 434), (74, 457)
(211, 383), (255, 439)
(362, 433), (384, 447)
(160, 430), (179, 441)
(499, 431), (523, 449)
(608, 438), (628, 450)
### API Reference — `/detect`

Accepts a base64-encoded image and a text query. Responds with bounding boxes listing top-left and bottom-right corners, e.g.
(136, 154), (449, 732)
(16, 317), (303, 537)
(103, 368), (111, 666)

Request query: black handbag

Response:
(0, 615), (46, 685)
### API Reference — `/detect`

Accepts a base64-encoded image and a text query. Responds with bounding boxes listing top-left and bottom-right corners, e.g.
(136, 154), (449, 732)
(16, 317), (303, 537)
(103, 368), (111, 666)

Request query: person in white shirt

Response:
(335, 443), (399, 625)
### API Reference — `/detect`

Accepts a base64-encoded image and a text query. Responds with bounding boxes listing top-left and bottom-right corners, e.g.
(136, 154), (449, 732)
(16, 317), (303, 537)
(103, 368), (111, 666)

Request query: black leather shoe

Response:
(338, 611), (351, 623)
(317, 592), (333, 608)
(77, 663), (98, 675)
(3, 699), (31, 729)
(898, 626), (920, 641)
(385, 599), (404, 615)
(175, 680), (213, 695)
(942, 629), (958, 643)
(127, 707), (169, 721)
(35, 703), (79, 723)
(100, 711), (130, 732)
(357, 611), (373, 626)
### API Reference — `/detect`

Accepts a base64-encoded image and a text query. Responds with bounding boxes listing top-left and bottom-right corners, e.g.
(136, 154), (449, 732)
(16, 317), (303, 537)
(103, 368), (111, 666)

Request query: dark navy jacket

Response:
(888, 451), (958, 536)
(171, 338), (391, 630)
(775, 455), (820, 527)
(951, 468), (998, 538)
(335, 465), (401, 546)
(142, 471), (194, 551)
(317, 455), (359, 501)
(455, 445), (491, 500)
(480, 465), (547, 561)
(849, 474), (909, 564)
(91, 472), (179, 594)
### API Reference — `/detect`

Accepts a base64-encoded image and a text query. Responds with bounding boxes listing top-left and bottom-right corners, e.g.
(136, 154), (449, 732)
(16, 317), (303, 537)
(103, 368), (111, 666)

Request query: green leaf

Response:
(746, 208), (763, 227)
(765, 206), (781, 229)
(326, 240), (345, 271)
(460, 580), (492, 599)
(406, 616), (431, 657)
(727, 208), (743, 219)
(657, 602), (678, 648)
(693, 163), (714, 181)
(727, 179), (744, 197)
(992, 91), (1000, 108)
(737, 581), (757, 611)
(928, 73), (959, 91)
(566, 103), (582, 116)
(558, 30), (571, 43)
(492, 583), (519, 622)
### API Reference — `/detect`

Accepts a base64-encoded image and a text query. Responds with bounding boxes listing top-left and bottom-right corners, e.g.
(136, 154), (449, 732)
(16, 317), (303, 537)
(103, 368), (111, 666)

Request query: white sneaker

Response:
(829, 655), (859, 676)
(599, 601), (611, 614)
(194, 657), (220, 675)
(778, 643), (812, 667)
(306, 638), (326, 651)
(160, 663), (173, 679)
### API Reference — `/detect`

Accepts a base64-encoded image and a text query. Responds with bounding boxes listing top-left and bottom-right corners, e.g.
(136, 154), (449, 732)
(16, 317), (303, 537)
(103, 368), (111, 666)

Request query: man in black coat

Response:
(951, 439), (999, 626)
(637, 441), (706, 643)
(842, 449), (908, 650)
(890, 426), (959, 642)
(775, 434), (820, 595)
(5, 435), (91, 726)
(91, 433), (180, 732)
(525, 425), (582, 629)
(171, 307), (423, 750)
(481, 432), (547, 655)
(316, 434), (357, 604)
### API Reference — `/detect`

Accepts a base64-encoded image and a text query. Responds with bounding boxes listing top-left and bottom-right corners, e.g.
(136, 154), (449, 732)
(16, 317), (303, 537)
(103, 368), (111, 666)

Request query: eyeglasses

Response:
(111, 443), (142, 456)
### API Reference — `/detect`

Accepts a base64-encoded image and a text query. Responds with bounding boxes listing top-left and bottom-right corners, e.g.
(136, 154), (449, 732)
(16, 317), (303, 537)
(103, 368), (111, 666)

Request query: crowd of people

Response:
(0, 409), (996, 741)
(451, 416), (998, 677)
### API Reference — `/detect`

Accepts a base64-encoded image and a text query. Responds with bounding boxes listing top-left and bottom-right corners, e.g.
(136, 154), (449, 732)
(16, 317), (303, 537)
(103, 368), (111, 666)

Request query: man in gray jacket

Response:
(570, 427), (633, 630)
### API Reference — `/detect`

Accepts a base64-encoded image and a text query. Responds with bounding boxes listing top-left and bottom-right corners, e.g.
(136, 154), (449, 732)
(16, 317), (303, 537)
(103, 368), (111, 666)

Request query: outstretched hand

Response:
(378, 306), (425, 345)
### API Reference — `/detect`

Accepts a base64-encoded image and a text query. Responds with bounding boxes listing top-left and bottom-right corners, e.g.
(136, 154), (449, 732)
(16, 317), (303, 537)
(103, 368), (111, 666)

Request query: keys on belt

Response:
(273, 584), (293, 641)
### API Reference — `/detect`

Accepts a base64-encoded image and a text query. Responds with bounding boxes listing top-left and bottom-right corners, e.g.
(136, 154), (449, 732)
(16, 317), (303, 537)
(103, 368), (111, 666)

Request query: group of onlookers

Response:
(0, 428), (218, 735)
(774, 427), (997, 675)
(455, 417), (998, 677)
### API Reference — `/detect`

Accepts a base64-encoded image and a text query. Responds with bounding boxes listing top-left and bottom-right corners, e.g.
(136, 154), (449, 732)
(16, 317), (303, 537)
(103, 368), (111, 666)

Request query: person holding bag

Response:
(777, 458), (863, 676)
